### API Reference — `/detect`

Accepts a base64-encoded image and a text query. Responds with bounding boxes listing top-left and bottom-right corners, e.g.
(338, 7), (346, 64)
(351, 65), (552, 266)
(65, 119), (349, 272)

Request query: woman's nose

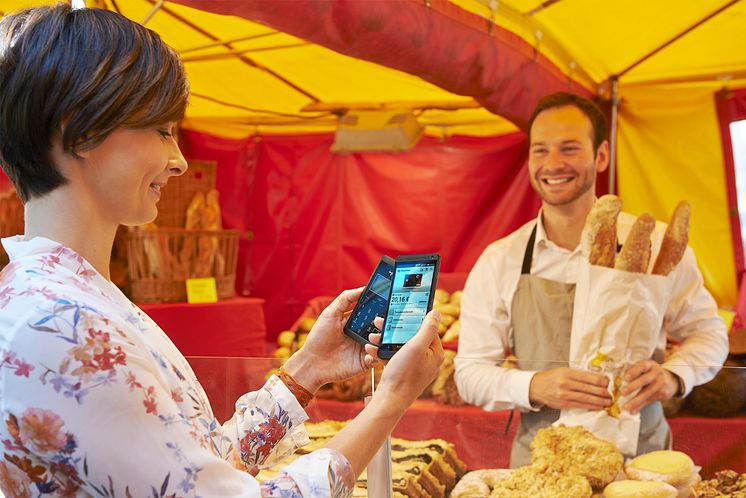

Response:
(168, 143), (188, 176)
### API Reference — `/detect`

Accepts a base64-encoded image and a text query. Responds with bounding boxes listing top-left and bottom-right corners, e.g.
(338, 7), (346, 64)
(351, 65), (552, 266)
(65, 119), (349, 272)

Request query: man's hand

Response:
(621, 360), (679, 414)
(282, 288), (381, 393)
(529, 368), (611, 410)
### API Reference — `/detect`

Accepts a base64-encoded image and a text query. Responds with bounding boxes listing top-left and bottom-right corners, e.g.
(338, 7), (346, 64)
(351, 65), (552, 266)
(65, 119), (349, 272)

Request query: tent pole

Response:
(609, 76), (619, 195)
(141, 0), (165, 26)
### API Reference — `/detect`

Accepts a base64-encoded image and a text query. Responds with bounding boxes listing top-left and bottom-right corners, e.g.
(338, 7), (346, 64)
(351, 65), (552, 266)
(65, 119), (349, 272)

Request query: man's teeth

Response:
(151, 184), (161, 191)
(544, 178), (572, 185)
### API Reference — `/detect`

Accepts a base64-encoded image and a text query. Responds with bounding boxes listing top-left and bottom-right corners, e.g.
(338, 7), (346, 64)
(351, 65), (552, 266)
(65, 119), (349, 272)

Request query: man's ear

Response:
(595, 140), (610, 174)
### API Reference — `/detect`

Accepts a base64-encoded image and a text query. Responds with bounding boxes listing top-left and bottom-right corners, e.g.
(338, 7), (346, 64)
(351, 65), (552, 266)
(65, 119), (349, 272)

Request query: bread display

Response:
(615, 212), (655, 273)
(624, 450), (695, 486)
(603, 480), (678, 498)
(427, 350), (466, 406)
(582, 194), (623, 267)
(652, 201), (691, 276)
(434, 293), (462, 342)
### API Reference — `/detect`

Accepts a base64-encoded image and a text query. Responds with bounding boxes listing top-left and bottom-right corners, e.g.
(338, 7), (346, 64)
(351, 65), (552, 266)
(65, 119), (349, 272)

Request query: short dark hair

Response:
(0, 4), (189, 203)
(527, 92), (607, 153)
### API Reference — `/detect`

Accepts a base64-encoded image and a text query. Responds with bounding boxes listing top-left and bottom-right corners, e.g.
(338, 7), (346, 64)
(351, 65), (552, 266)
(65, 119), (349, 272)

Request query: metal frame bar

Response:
(617, 0), (741, 79)
(142, 0), (320, 102)
(141, 0), (165, 25)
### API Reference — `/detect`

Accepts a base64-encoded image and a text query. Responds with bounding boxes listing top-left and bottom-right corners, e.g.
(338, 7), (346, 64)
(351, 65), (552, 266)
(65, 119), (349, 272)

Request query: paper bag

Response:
(554, 260), (672, 455)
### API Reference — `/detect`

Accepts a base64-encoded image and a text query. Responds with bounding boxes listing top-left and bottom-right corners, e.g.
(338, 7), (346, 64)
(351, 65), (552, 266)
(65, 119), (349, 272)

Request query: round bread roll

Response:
(625, 451), (694, 486)
(603, 480), (677, 498)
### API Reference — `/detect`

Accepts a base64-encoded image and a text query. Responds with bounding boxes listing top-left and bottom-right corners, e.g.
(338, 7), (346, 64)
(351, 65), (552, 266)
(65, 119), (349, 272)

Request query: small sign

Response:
(186, 278), (218, 304)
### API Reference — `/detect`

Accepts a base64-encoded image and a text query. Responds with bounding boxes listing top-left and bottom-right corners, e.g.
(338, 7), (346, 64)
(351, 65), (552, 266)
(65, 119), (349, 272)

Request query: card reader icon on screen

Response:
(403, 273), (423, 288)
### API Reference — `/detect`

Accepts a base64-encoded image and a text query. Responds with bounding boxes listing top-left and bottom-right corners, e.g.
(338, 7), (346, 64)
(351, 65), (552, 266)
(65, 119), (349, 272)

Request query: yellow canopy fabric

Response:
(1, 0), (743, 306)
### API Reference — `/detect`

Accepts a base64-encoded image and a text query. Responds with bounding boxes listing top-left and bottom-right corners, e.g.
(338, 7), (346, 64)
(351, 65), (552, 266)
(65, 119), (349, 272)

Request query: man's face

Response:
(528, 105), (608, 207)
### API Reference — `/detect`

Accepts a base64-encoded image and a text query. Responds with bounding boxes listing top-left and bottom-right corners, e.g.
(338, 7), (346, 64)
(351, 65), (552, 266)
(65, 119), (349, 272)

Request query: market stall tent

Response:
(0, 0), (744, 332)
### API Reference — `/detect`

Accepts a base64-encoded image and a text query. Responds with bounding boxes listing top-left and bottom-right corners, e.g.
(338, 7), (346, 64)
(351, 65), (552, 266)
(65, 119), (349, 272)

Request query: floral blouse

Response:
(0, 236), (354, 498)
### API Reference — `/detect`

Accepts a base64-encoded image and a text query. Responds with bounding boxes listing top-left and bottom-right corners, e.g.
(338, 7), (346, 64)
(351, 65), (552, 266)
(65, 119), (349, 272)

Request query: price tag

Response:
(186, 278), (218, 304)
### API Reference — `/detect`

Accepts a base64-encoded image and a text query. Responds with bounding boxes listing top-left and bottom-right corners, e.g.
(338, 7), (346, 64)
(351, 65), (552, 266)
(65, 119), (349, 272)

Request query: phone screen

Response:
(382, 258), (438, 347)
(344, 257), (394, 343)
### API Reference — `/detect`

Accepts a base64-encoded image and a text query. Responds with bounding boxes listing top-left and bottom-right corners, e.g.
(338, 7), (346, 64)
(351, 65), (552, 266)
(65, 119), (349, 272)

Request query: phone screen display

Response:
(346, 259), (394, 340)
(382, 259), (437, 346)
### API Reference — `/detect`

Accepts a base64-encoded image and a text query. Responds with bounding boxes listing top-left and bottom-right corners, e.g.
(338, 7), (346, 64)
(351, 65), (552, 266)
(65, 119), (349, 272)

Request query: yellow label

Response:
(589, 352), (609, 368)
(186, 278), (218, 304)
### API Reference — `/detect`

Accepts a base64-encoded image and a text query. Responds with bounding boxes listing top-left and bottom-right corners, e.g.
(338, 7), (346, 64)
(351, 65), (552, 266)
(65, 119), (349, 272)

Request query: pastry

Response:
(691, 469), (746, 497)
(625, 450), (694, 487)
(489, 466), (593, 498)
(603, 480), (678, 498)
(530, 424), (623, 490)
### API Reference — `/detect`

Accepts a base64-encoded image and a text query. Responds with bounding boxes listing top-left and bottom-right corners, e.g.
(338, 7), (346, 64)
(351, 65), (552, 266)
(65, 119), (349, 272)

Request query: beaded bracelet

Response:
(277, 367), (314, 408)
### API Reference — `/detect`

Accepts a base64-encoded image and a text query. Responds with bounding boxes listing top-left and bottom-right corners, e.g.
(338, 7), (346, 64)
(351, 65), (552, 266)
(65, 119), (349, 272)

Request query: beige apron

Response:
(508, 224), (671, 468)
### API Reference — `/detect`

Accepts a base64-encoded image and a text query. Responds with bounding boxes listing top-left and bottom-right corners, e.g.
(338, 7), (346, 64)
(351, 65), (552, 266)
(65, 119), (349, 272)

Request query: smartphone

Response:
(343, 255), (395, 345)
(378, 253), (441, 359)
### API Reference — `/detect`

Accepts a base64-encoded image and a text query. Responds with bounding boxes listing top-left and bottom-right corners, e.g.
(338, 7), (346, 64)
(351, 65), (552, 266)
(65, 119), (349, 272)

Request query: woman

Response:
(0, 5), (443, 497)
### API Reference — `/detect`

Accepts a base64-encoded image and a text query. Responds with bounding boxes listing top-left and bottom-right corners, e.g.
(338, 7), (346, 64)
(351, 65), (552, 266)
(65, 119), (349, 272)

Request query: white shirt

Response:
(0, 236), (354, 497)
(454, 211), (729, 412)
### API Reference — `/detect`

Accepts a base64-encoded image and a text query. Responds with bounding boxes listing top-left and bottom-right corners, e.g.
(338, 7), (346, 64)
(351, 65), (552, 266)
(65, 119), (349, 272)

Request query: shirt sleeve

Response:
(0, 298), (354, 498)
(454, 249), (538, 411)
(660, 247), (729, 395)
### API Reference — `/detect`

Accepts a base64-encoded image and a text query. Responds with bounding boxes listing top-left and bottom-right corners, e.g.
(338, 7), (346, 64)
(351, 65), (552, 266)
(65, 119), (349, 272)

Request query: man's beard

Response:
(529, 168), (597, 207)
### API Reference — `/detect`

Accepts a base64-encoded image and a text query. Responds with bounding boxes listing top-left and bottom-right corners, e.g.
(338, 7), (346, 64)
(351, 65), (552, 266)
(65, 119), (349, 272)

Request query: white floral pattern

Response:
(0, 236), (354, 497)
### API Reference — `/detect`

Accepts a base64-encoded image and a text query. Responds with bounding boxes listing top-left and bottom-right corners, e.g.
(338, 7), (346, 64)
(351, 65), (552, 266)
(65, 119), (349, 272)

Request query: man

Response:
(454, 92), (728, 467)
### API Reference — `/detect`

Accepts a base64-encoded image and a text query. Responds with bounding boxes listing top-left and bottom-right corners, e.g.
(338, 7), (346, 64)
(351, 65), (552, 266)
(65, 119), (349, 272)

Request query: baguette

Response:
(582, 195), (623, 267)
(615, 213), (655, 273)
(652, 201), (691, 276)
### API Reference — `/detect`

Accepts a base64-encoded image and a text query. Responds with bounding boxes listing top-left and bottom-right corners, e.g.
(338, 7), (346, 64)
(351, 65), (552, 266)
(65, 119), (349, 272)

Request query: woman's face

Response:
(79, 123), (187, 226)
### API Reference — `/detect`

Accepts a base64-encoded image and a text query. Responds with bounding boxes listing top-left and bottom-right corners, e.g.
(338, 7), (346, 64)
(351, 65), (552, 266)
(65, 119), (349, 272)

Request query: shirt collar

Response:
(533, 208), (582, 255)
(2, 235), (122, 301)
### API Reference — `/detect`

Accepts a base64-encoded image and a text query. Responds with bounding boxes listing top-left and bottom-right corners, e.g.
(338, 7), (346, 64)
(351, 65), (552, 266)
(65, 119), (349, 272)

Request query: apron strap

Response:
(521, 224), (538, 275)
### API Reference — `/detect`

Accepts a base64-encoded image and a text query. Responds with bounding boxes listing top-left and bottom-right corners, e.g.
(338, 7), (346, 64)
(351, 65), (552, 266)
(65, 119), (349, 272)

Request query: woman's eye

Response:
(158, 129), (172, 139)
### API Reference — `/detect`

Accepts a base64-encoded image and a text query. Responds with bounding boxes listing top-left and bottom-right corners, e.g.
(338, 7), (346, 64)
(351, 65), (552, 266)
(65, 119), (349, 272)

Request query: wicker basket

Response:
(155, 160), (216, 228)
(126, 227), (239, 303)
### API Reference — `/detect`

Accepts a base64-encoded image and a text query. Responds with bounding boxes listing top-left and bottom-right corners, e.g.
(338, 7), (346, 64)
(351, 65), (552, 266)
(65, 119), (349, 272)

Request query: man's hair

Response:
(0, 4), (189, 203)
(527, 92), (608, 153)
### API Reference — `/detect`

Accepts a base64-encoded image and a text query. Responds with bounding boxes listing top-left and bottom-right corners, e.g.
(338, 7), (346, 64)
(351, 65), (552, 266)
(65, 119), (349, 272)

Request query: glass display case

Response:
(185, 356), (746, 497)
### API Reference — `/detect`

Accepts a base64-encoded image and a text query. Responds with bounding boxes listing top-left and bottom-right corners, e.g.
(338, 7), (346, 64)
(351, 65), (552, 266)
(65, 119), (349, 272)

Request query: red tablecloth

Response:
(140, 297), (266, 357)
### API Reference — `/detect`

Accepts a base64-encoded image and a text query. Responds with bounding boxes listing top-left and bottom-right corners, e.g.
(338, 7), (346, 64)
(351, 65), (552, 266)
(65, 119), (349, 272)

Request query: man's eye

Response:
(562, 147), (579, 153)
(531, 148), (547, 155)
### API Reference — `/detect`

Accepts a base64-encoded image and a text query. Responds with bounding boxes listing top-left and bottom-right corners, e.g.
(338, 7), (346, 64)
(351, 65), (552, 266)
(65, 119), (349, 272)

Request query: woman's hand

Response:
(374, 310), (445, 407)
(282, 288), (382, 393)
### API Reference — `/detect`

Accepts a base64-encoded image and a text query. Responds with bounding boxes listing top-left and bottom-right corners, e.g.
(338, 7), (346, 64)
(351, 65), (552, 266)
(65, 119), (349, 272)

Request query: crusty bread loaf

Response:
(652, 201), (691, 276)
(582, 195), (623, 267)
(624, 450), (694, 486)
(615, 213), (655, 273)
(603, 480), (678, 498)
